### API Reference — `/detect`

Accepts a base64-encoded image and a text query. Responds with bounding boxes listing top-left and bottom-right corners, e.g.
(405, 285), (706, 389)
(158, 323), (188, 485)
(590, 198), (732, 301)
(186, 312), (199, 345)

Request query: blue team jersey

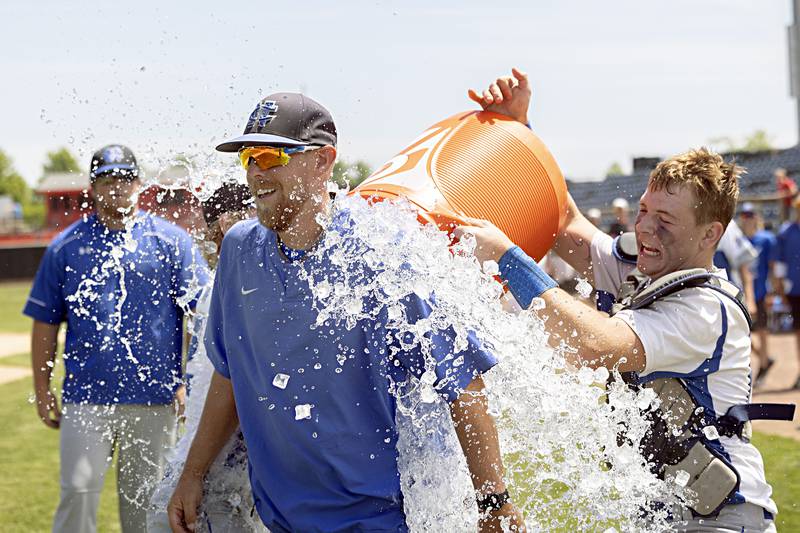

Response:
(778, 222), (800, 296)
(748, 230), (778, 302)
(205, 217), (496, 532)
(23, 212), (207, 405)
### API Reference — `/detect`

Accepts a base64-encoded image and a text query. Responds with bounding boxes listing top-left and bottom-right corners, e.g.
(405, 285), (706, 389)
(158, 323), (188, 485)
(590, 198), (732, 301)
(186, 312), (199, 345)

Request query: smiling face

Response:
(91, 176), (140, 222)
(245, 147), (333, 233)
(634, 184), (723, 279)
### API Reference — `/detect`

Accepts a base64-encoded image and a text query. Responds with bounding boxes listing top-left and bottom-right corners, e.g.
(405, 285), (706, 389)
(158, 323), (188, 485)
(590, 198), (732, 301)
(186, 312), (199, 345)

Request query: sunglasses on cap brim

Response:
(238, 146), (320, 171)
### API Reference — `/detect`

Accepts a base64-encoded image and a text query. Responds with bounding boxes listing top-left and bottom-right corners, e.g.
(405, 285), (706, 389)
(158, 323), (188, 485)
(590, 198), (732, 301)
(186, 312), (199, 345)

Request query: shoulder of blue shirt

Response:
(219, 218), (266, 255)
(46, 214), (95, 253)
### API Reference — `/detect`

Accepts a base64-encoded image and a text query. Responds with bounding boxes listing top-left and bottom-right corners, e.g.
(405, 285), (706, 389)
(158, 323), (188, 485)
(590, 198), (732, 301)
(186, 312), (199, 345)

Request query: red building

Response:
(36, 170), (204, 233)
(36, 172), (94, 230)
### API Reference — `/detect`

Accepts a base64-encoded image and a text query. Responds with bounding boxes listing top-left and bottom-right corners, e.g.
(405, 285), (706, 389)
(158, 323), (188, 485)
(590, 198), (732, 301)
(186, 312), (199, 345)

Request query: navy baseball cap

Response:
(216, 93), (337, 152)
(201, 182), (254, 226)
(89, 144), (139, 181)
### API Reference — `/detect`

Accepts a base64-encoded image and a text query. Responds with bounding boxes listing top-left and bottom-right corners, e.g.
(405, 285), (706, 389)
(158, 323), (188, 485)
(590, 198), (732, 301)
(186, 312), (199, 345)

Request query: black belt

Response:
(716, 403), (796, 438)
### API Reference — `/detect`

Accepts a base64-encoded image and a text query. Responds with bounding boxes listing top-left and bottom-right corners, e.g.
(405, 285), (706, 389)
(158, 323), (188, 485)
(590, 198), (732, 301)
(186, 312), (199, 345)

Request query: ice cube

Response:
(387, 305), (402, 321)
(413, 280), (429, 300)
(315, 280), (331, 300)
(295, 404), (312, 420)
(702, 425), (720, 441)
(345, 298), (362, 315)
(272, 373), (290, 389)
(482, 260), (499, 276)
(420, 370), (436, 385)
(420, 386), (437, 404)
(575, 277), (593, 299)
(674, 470), (690, 487)
(529, 297), (546, 311)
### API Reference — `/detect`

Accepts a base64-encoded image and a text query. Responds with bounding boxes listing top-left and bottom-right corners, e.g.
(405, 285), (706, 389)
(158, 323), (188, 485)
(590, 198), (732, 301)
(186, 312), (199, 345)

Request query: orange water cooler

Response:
(353, 111), (567, 261)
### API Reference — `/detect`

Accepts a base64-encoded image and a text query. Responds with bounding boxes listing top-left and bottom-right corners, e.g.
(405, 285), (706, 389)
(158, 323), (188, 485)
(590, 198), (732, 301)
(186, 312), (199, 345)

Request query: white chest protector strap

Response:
(610, 262), (796, 517)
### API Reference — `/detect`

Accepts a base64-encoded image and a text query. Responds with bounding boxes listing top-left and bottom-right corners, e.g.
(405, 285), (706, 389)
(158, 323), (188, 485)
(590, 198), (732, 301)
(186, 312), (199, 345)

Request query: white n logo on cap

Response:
(103, 146), (125, 163)
(246, 101), (279, 131)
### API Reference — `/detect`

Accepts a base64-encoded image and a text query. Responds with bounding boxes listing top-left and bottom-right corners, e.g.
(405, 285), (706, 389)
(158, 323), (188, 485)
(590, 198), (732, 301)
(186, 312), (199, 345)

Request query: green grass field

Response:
(0, 281), (34, 333)
(0, 281), (798, 531)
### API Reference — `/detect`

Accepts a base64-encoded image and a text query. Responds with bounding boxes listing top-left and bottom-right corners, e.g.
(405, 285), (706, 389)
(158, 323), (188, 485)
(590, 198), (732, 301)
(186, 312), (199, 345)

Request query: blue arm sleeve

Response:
(498, 246), (558, 308)
(23, 244), (66, 324)
(390, 294), (497, 403)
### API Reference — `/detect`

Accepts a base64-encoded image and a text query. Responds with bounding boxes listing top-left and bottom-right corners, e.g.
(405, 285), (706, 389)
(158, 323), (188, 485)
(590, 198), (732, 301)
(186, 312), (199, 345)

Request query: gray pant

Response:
(670, 502), (777, 532)
(53, 403), (176, 533)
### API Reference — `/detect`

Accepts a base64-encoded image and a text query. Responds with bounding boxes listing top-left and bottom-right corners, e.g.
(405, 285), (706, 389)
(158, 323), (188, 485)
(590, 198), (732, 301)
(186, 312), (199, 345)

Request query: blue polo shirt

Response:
(23, 212), (207, 405)
(205, 217), (496, 532)
(748, 230), (778, 303)
(778, 222), (800, 296)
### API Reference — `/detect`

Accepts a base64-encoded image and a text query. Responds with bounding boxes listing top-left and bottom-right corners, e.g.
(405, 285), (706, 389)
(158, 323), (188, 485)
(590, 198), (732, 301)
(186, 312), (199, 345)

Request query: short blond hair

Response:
(648, 147), (743, 226)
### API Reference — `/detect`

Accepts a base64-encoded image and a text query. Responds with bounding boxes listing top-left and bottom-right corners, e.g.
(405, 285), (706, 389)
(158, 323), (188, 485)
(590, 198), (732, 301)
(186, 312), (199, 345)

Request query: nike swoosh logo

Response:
(241, 287), (259, 296)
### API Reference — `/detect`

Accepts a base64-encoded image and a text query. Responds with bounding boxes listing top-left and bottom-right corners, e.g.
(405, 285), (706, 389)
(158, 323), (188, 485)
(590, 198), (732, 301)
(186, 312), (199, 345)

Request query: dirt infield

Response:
(0, 330), (797, 438)
(751, 333), (800, 441)
(0, 333), (28, 358)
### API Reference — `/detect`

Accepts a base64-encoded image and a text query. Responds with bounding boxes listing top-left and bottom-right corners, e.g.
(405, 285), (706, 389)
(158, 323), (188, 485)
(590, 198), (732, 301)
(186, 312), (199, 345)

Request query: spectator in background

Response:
(540, 249), (578, 294)
(24, 144), (207, 533)
(585, 207), (602, 227)
(777, 196), (800, 389)
(148, 182), (261, 533)
(607, 197), (630, 236)
(714, 219), (758, 313)
(775, 168), (798, 223)
(739, 203), (780, 387)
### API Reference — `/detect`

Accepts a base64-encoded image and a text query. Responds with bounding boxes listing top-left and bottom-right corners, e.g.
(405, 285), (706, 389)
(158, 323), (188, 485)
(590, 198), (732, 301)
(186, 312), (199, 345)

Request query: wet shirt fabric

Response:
(590, 231), (778, 516)
(748, 230), (778, 303)
(205, 217), (496, 533)
(777, 221), (800, 296)
(24, 212), (207, 405)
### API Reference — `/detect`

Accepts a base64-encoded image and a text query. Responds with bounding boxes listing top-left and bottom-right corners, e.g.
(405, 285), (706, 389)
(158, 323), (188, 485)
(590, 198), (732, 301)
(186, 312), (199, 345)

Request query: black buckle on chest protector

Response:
(716, 403), (797, 440)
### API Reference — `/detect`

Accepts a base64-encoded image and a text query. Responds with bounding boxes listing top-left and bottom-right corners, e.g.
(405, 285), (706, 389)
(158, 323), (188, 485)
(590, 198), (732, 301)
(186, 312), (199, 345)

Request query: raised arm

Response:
(468, 69), (601, 282)
(168, 371), (239, 533)
(451, 376), (526, 532)
(551, 193), (601, 283)
(454, 219), (645, 372)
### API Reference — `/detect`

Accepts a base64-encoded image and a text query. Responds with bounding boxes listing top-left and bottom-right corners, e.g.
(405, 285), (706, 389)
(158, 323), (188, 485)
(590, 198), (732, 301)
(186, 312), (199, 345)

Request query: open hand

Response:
(174, 385), (187, 419)
(36, 389), (62, 429)
(454, 217), (516, 264)
(468, 68), (532, 125)
(168, 471), (204, 532)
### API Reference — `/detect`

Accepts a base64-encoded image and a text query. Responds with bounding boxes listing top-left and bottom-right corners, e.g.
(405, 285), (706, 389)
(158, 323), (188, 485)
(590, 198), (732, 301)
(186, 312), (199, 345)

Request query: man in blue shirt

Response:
(777, 196), (800, 390)
(24, 144), (207, 533)
(168, 94), (524, 532)
(739, 203), (780, 387)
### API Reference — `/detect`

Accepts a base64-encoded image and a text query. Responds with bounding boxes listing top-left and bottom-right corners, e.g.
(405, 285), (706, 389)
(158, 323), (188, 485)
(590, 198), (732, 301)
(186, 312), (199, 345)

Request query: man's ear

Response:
(701, 220), (725, 251)
(316, 146), (337, 176)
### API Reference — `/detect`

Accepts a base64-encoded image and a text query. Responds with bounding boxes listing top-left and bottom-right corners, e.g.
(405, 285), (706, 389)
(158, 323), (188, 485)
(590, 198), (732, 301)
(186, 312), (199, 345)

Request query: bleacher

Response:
(568, 145), (800, 225)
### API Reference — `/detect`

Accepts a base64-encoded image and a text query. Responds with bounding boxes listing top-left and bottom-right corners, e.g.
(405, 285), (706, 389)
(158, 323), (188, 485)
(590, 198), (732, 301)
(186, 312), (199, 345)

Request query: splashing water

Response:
(60, 150), (687, 530)
(298, 193), (686, 531)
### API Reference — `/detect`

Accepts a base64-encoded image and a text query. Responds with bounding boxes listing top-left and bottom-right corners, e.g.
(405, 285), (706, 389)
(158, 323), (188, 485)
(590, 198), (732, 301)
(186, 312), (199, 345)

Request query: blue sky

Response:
(0, 0), (795, 184)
